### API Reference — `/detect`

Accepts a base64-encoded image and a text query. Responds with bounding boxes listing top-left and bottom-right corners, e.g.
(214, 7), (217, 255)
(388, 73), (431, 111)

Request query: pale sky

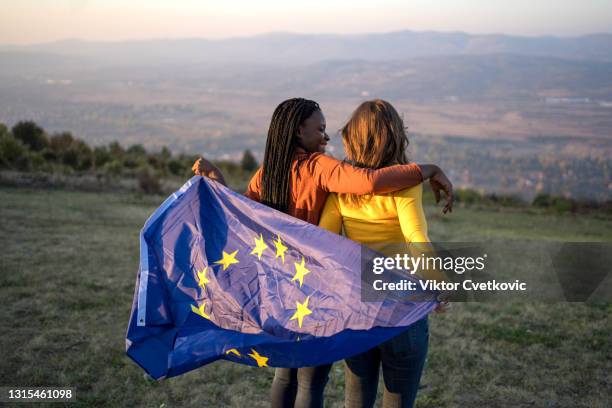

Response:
(1, 0), (611, 45)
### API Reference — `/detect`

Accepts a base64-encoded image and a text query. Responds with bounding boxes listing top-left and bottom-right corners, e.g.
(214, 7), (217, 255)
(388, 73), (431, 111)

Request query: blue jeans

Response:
(344, 317), (429, 408)
(271, 365), (332, 408)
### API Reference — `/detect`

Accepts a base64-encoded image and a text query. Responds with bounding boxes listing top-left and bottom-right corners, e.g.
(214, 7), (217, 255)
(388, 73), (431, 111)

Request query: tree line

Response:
(0, 120), (258, 193)
(1, 120), (609, 213)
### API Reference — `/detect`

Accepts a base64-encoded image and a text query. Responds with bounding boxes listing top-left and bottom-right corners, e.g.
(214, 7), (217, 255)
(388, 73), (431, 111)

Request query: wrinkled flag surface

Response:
(126, 176), (436, 379)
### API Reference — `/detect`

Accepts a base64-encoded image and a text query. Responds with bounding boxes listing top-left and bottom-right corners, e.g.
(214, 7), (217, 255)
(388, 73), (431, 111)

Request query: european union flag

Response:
(126, 177), (436, 380)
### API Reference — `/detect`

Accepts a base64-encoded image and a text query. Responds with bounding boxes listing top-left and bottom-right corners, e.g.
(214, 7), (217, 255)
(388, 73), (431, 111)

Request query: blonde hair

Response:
(340, 99), (409, 206)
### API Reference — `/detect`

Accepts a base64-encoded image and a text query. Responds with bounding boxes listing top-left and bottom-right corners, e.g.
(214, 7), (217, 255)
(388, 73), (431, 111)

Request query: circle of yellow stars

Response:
(190, 233), (317, 368)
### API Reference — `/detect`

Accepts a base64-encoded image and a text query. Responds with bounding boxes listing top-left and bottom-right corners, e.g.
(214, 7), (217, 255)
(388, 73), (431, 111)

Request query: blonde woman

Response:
(318, 99), (448, 408)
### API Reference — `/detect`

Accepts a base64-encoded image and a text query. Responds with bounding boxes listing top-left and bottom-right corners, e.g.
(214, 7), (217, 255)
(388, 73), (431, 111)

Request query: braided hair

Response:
(261, 98), (320, 212)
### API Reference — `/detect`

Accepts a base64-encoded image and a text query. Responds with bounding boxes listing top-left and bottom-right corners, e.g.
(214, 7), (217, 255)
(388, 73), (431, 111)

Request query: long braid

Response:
(261, 98), (320, 212)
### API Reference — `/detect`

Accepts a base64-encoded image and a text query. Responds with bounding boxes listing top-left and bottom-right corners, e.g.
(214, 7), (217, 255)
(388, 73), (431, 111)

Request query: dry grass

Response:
(0, 186), (610, 407)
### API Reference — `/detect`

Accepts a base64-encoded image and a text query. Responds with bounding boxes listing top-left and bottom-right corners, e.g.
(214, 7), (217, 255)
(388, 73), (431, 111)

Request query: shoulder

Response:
(298, 152), (343, 178)
(304, 152), (339, 166)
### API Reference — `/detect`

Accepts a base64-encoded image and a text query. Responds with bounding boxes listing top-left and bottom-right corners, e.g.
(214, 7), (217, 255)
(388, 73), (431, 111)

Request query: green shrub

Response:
(241, 149), (258, 172)
(532, 194), (576, 213)
(14, 154), (31, 171)
(0, 132), (27, 168)
(147, 155), (161, 170)
(61, 146), (79, 168)
(159, 146), (171, 161)
(122, 157), (142, 170)
(108, 141), (124, 158)
(12, 121), (48, 151)
(49, 132), (75, 153)
(93, 146), (112, 169)
(127, 144), (147, 156)
(29, 151), (47, 171)
(532, 194), (552, 207)
(553, 197), (575, 213)
(168, 159), (185, 176)
(70, 139), (93, 171)
(487, 193), (522, 207)
(41, 147), (58, 162)
(455, 189), (482, 205)
(103, 160), (123, 177)
(137, 165), (162, 194)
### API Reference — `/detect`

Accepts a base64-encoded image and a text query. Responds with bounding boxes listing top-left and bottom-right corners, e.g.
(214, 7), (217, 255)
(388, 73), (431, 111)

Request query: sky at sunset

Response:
(1, 0), (611, 45)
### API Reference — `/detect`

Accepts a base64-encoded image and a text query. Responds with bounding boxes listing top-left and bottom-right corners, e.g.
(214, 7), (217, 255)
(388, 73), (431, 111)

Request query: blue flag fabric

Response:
(126, 176), (436, 380)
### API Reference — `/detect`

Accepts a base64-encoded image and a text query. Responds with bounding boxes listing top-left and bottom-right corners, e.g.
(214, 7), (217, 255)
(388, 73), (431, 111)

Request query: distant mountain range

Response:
(1, 31), (611, 200)
(2, 31), (611, 102)
(1, 31), (612, 67)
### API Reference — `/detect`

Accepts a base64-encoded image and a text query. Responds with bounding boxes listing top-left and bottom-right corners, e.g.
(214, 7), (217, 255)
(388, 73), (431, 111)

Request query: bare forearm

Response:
(418, 164), (454, 214)
(416, 164), (440, 180)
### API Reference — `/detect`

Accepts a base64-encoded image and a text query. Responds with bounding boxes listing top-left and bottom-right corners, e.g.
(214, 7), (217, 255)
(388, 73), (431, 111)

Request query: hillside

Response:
(0, 186), (610, 407)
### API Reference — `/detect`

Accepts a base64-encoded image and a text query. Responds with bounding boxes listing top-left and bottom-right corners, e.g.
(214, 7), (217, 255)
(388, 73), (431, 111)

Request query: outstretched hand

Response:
(434, 301), (451, 314)
(191, 157), (227, 186)
(192, 157), (215, 176)
(429, 168), (454, 214)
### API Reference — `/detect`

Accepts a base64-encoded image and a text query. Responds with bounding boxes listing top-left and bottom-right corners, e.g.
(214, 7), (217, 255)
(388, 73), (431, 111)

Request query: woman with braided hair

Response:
(193, 97), (453, 407)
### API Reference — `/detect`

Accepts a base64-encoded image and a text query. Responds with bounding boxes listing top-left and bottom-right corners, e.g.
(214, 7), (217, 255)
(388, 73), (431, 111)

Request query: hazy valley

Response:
(1, 31), (610, 200)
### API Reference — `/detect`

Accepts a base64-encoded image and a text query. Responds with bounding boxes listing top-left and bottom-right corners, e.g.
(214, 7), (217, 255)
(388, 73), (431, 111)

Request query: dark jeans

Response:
(270, 365), (332, 408)
(344, 317), (429, 408)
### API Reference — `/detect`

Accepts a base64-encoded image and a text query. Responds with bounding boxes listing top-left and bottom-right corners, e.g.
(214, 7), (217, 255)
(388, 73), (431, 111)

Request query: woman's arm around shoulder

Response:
(305, 154), (454, 212)
(305, 153), (422, 195)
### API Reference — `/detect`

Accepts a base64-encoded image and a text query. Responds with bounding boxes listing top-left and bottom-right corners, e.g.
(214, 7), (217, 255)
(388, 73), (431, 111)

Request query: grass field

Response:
(0, 186), (610, 407)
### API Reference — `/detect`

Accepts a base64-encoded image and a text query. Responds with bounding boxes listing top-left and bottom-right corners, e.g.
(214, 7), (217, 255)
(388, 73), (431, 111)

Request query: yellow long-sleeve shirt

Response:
(318, 184), (430, 254)
(318, 184), (447, 283)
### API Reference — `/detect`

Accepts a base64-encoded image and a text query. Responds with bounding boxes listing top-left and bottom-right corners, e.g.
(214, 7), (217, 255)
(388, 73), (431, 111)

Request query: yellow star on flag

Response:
(225, 348), (241, 357)
(273, 235), (288, 263)
(292, 257), (311, 287)
(191, 303), (211, 320)
(290, 296), (312, 328)
(248, 349), (269, 367)
(250, 234), (269, 260)
(214, 249), (239, 270)
(196, 267), (210, 289)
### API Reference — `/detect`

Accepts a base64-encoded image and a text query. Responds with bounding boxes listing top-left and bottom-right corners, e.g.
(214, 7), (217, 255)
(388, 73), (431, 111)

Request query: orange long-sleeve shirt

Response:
(245, 147), (423, 225)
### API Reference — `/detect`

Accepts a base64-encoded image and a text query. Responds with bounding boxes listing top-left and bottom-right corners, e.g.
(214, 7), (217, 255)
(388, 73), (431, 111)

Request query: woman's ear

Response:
(295, 125), (304, 143)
